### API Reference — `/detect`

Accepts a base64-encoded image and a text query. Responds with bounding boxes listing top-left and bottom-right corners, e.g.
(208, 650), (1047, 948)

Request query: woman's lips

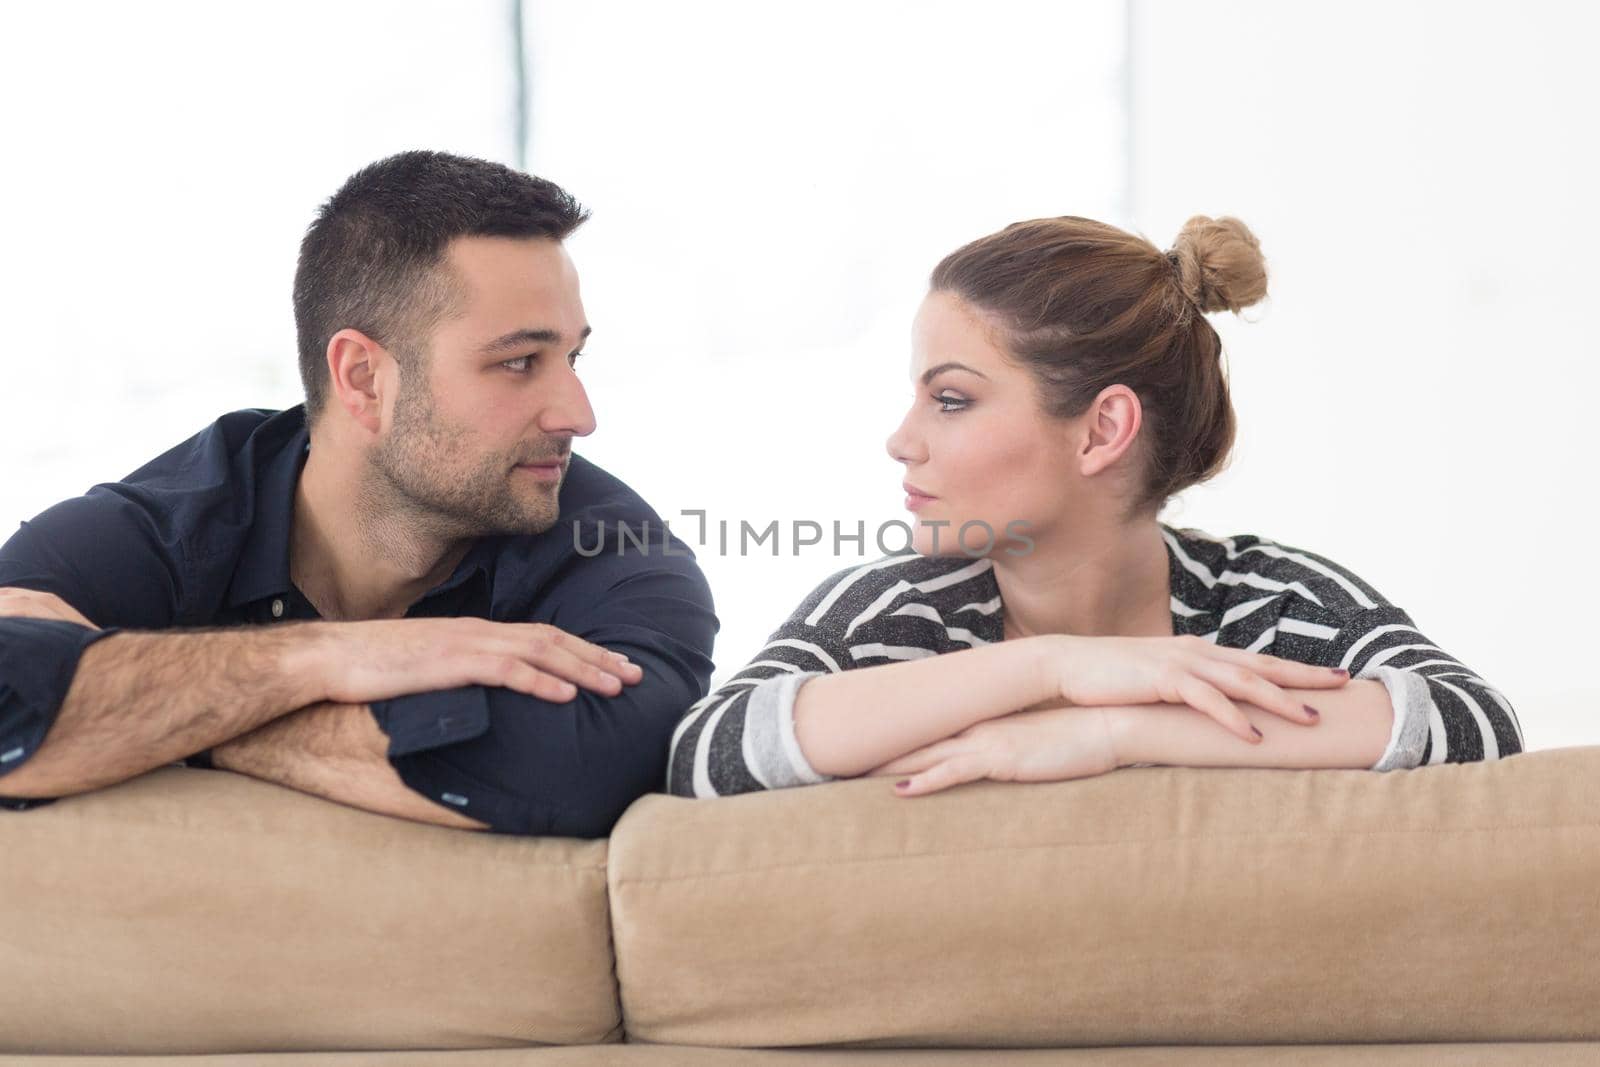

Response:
(903, 483), (936, 512)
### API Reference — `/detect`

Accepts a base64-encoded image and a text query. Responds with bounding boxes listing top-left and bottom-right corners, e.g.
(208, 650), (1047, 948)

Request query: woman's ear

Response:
(1077, 385), (1143, 478)
(324, 328), (392, 436)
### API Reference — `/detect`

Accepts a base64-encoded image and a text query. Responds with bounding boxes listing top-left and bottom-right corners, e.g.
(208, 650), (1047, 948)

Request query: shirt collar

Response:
(223, 420), (311, 610)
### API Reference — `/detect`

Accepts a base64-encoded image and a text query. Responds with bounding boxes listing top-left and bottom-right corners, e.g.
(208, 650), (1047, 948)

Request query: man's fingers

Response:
(494, 635), (625, 695)
(522, 624), (644, 684)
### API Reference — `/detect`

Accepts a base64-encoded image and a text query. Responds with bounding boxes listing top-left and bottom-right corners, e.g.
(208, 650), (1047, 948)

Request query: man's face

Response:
(370, 236), (596, 539)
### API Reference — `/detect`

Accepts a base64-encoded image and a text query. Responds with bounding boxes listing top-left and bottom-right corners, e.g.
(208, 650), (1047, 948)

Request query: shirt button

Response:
(271, 598), (285, 619)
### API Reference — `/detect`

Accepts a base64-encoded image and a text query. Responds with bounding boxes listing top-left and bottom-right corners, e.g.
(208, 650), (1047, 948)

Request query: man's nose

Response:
(539, 365), (597, 438)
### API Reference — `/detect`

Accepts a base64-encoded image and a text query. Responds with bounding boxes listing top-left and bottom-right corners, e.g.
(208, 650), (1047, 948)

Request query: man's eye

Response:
(502, 356), (532, 372)
(935, 392), (968, 413)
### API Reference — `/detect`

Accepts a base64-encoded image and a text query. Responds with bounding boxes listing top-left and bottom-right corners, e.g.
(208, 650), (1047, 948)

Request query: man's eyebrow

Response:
(920, 361), (990, 385)
(479, 325), (593, 355)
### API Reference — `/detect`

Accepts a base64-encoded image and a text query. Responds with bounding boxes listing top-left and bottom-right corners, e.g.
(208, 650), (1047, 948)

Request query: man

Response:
(0, 150), (717, 837)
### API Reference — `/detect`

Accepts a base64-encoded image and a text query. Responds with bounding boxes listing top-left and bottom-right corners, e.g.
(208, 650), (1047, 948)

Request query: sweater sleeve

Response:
(1325, 605), (1523, 771)
(665, 564), (869, 797)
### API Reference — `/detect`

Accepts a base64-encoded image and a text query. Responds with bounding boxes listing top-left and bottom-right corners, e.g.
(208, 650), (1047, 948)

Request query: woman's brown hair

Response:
(929, 214), (1268, 517)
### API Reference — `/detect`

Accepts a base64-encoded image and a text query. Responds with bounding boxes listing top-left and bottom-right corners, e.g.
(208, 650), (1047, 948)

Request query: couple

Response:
(0, 151), (1522, 837)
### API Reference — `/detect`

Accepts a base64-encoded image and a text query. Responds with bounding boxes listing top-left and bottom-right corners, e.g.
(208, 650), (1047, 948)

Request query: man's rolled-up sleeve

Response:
(0, 619), (122, 808)
(369, 536), (718, 838)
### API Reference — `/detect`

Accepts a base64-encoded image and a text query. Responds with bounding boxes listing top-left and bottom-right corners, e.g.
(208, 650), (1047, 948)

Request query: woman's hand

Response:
(866, 703), (1121, 797)
(1041, 633), (1346, 744)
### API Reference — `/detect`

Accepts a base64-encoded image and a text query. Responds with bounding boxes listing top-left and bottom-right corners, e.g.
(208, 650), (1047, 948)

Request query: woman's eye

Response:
(569, 350), (584, 368)
(502, 356), (532, 372)
(935, 393), (968, 413)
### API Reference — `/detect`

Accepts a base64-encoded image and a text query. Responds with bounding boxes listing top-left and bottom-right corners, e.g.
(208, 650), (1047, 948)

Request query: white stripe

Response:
(1479, 686), (1524, 749)
(889, 604), (991, 647)
(843, 558), (993, 638)
(763, 637), (843, 673)
(804, 555), (924, 627)
(1364, 643), (1446, 671)
(1165, 531), (1221, 588)
(775, 677), (828, 785)
(1171, 596), (1208, 618)
(1245, 625), (1276, 653)
(1277, 617), (1339, 640)
(1425, 702), (1448, 765)
(1217, 594), (1278, 630)
(1431, 677), (1499, 761)
(849, 643), (939, 662)
(1219, 538), (1377, 610)
(731, 659), (803, 676)
(953, 596), (1002, 616)
(690, 694), (740, 798)
(1340, 624), (1427, 669)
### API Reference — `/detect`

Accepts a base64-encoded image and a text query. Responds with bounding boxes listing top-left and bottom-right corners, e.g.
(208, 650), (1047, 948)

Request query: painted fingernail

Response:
(1304, 704), (1321, 720)
(1330, 668), (1349, 676)
(1251, 725), (1264, 740)
(895, 780), (911, 790)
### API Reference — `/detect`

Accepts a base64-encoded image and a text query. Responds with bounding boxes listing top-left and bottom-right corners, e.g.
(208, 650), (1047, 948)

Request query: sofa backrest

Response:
(0, 768), (619, 1054)
(607, 747), (1600, 1048)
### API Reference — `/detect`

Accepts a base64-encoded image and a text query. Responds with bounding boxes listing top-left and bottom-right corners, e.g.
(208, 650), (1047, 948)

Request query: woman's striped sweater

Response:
(666, 523), (1523, 797)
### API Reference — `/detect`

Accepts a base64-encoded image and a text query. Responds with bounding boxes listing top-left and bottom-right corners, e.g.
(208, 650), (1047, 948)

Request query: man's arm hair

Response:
(0, 625), (327, 797)
(212, 702), (488, 830)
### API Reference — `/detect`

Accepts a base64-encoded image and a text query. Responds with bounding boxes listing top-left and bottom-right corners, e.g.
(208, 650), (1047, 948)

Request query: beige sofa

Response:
(2, 746), (1597, 1065)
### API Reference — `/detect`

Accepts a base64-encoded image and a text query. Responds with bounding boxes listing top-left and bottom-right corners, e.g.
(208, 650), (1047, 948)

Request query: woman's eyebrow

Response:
(920, 361), (990, 385)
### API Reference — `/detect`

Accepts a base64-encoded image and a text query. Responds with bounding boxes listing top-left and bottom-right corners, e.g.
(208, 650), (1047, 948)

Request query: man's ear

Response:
(324, 328), (392, 436)
(1077, 385), (1143, 478)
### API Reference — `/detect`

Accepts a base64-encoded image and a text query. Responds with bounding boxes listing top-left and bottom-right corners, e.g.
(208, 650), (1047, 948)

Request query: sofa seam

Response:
(609, 819), (1600, 887)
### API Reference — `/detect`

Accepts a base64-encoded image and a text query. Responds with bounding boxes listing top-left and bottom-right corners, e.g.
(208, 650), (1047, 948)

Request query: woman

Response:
(667, 215), (1522, 798)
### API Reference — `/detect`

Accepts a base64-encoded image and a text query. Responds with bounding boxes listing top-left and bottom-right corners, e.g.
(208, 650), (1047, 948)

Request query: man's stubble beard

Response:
(369, 375), (563, 540)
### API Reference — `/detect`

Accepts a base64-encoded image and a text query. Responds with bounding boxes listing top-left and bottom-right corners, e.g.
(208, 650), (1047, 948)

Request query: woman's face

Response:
(886, 291), (1085, 558)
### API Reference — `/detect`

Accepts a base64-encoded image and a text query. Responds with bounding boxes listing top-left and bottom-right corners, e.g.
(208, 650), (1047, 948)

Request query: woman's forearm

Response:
(1110, 678), (1393, 770)
(792, 638), (1059, 778)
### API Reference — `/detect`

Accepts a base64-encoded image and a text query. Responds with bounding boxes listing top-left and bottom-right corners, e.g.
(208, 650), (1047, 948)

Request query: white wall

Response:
(0, 0), (515, 519)
(1129, 0), (1600, 751)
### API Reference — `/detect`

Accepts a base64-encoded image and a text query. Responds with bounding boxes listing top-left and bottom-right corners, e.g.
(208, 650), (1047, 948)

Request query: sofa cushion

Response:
(608, 746), (1600, 1048)
(0, 766), (619, 1054)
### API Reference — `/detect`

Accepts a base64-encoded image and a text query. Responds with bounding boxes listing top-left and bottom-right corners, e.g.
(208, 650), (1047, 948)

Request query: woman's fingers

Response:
(1173, 674), (1261, 742)
(1187, 659), (1320, 728)
(871, 738), (967, 777)
(895, 754), (989, 797)
(1208, 644), (1350, 689)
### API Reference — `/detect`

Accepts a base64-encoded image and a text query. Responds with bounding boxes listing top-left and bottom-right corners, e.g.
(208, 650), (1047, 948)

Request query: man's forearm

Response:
(212, 702), (488, 830)
(0, 626), (329, 797)
(1110, 679), (1393, 770)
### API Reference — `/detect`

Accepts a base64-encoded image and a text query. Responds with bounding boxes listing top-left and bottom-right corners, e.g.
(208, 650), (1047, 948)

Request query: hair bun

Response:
(1166, 215), (1268, 314)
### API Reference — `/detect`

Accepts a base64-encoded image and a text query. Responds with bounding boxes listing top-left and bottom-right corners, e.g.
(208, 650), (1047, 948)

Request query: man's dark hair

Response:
(293, 150), (589, 418)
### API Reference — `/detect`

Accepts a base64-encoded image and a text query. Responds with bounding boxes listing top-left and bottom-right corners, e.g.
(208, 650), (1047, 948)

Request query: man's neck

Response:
(993, 514), (1172, 641)
(289, 438), (471, 621)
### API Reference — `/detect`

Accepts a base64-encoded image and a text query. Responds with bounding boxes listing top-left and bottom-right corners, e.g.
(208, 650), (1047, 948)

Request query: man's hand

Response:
(311, 618), (645, 707)
(0, 588), (98, 629)
(212, 702), (490, 831)
(864, 702), (1121, 797)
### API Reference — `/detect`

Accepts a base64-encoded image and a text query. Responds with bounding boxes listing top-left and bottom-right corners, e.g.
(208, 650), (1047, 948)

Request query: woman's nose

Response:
(885, 412), (923, 465)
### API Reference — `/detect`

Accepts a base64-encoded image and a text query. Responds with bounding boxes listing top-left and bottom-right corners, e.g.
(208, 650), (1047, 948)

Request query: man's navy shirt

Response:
(0, 407), (718, 837)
